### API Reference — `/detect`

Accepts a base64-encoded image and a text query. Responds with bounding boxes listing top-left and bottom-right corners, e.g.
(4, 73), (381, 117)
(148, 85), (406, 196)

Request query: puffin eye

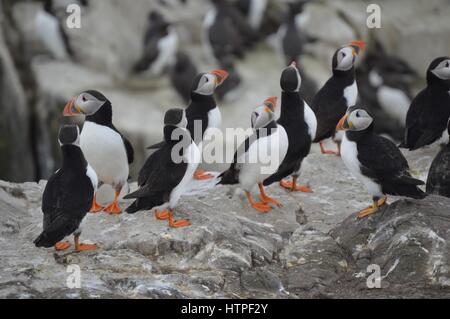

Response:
(82, 96), (87, 102)
(355, 112), (360, 118)
(446, 61), (449, 68)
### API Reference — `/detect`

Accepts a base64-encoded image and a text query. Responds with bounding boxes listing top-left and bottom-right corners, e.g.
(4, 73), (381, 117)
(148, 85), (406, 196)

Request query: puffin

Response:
(426, 120), (450, 198)
(34, 124), (98, 252)
(337, 106), (427, 219)
(219, 97), (289, 212)
(63, 90), (134, 214)
(124, 108), (200, 228)
(263, 62), (317, 192)
(149, 69), (229, 180)
(233, 0), (268, 31)
(401, 57), (450, 150)
(34, 0), (74, 60)
(312, 40), (366, 155)
(132, 10), (178, 76)
(170, 51), (198, 104)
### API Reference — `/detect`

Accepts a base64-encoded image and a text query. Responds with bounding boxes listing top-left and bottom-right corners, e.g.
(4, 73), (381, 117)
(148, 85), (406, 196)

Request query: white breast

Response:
(86, 164), (98, 191)
(343, 81), (358, 107)
(202, 9), (218, 64)
(148, 27), (179, 76)
(341, 134), (383, 198)
(248, 0), (267, 30)
(239, 125), (289, 191)
(304, 101), (317, 140)
(169, 141), (201, 208)
(34, 10), (68, 60)
(207, 106), (222, 130)
(80, 122), (129, 187)
(377, 86), (410, 125)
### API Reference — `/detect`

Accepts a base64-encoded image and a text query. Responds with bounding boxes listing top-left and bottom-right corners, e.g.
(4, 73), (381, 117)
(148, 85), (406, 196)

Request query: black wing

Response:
(186, 104), (209, 145)
(426, 147), (450, 197)
(109, 124), (134, 164)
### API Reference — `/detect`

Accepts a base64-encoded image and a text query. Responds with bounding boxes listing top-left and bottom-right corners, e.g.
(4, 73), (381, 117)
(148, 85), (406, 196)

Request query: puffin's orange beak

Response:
(336, 113), (350, 131)
(210, 69), (229, 86)
(63, 96), (79, 116)
(263, 96), (277, 112)
(350, 40), (366, 56)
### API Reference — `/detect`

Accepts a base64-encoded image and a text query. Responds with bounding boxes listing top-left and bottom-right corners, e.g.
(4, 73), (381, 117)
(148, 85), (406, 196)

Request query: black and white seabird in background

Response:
(34, 0), (74, 60)
(401, 57), (450, 151)
(170, 51), (198, 104)
(63, 90), (134, 214)
(148, 69), (229, 180)
(312, 40), (366, 155)
(263, 62), (317, 192)
(34, 124), (98, 252)
(132, 10), (179, 76)
(219, 97), (289, 212)
(426, 119), (450, 198)
(337, 106), (427, 219)
(357, 44), (416, 141)
(124, 109), (200, 228)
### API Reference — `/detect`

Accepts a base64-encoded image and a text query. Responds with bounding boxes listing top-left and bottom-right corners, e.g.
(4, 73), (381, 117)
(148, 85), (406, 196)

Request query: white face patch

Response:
(431, 59), (450, 80)
(194, 73), (217, 95)
(336, 47), (355, 71)
(347, 109), (373, 131)
(76, 92), (106, 115)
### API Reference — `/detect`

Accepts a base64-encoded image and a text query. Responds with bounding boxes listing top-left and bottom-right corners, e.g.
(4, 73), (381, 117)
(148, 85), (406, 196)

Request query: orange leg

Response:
(320, 141), (340, 156)
(55, 241), (71, 251)
(74, 234), (97, 252)
(90, 194), (104, 213)
(245, 191), (271, 213)
(258, 183), (282, 207)
(279, 176), (313, 193)
(155, 209), (170, 220)
(104, 190), (122, 214)
(357, 197), (387, 219)
(167, 210), (191, 228)
(193, 169), (214, 180)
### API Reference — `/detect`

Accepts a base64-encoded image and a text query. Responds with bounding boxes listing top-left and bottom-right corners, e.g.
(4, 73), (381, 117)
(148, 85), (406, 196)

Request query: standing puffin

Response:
(312, 40), (366, 155)
(125, 109), (200, 228)
(149, 69), (229, 180)
(263, 62), (317, 192)
(170, 51), (198, 104)
(34, 124), (98, 252)
(337, 106), (427, 219)
(401, 57), (450, 150)
(132, 10), (178, 76)
(426, 120), (450, 198)
(220, 97), (288, 212)
(63, 90), (134, 214)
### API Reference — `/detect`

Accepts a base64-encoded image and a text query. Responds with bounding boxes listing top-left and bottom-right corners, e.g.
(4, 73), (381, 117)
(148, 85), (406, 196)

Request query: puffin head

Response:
(251, 96), (277, 129)
(336, 106), (373, 132)
(280, 61), (301, 92)
(58, 124), (80, 147)
(333, 40), (366, 72)
(191, 69), (229, 95)
(427, 56), (450, 84)
(63, 90), (108, 116)
(164, 108), (187, 129)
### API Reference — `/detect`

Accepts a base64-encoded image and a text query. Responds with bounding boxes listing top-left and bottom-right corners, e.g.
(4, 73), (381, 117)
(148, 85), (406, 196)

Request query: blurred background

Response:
(0, 0), (449, 183)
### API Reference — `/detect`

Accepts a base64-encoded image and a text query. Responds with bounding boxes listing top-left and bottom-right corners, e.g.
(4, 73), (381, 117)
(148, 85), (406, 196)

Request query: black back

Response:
(186, 88), (217, 145)
(170, 51), (198, 103)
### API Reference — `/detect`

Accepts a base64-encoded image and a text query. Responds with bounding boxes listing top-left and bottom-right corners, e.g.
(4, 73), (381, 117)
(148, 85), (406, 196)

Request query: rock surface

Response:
(1, 144), (450, 299)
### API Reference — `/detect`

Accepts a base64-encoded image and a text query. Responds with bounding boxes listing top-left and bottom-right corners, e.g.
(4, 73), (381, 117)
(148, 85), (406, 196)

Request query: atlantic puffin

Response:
(170, 51), (198, 104)
(401, 57), (450, 150)
(219, 97), (288, 212)
(125, 109), (200, 228)
(337, 106), (427, 219)
(263, 62), (317, 192)
(312, 40), (366, 155)
(132, 10), (178, 76)
(63, 90), (134, 214)
(34, 124), (98, 252)
(426, 120), (450, 198)
(148, 69), (229, 180)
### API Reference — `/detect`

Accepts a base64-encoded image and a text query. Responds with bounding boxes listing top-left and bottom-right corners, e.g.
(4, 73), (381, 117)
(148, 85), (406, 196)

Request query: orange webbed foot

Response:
(75, 243), (97, 252)
(251, 202), (272, 213)
(90, 198), (104, 213)
(104, 202), (122, 215)
(55, 241), (71, 251)
(259, 195), (283, 207)
(193, 169), (214, 180)
(155, 210), (170, 220)
(279, 180), (313, 193)
(169, 218), (192, 228)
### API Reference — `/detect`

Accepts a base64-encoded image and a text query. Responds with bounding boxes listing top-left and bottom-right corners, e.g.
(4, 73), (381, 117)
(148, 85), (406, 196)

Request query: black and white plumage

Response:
(426, 120), (450, 197)
(263, 62), (317, 192)
(312, 40), (365, 155)
(170, 51), (198, 104)
(133, 10), (178, 76)
(219, 97), (288, 212)
(124, 109), (200, 228)
(337, 106), (427, 219)
(401, 57), (450, 151)
(34, 124), (98, 252)
(63, 90), (134, 214)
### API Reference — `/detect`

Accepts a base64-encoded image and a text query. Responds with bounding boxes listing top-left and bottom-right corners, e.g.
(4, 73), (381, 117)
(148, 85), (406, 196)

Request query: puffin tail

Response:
(125, 201), (140, 214)
(406, 187), (428, 199)
(33, 232), (57, 248)
(218, 167), (239, 185)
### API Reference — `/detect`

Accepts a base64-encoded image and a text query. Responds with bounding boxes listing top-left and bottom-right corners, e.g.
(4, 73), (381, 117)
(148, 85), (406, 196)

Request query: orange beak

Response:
(336, 113), (350, 131)
(210, 69), (229, 86)
(63, 96), (79, 116)
(263, 96), (277, 112)
(350, 40), (366, 56)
